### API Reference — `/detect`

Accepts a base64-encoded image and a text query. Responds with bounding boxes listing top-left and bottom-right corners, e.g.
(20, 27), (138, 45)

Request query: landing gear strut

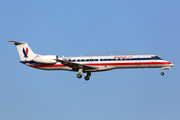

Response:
(84, 72), (91, 81)
(161, 68), (164, 76)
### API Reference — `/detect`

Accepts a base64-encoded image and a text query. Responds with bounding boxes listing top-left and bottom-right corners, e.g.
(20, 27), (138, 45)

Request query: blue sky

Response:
(1, 0), (180, 120)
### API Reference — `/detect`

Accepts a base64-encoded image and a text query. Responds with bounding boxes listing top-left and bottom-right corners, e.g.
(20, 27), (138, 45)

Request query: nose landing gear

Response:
(161, 68), (164, 76)
(160, 72), (164, 76)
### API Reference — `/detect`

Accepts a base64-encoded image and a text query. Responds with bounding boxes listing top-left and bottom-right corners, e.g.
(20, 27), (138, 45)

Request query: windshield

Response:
(151, 56), (162, 60)
(155, 56), (162, 60)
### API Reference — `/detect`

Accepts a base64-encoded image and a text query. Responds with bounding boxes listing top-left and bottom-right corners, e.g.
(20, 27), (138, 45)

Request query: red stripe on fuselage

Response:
(85, 62), (171, 66)
(29, 62), (171, 68)
(30, 64), (67, 68)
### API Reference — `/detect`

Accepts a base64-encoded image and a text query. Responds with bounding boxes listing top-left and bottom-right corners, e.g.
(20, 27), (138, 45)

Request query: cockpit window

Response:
(151, 56), (162, 60)
(155, 56), (162, 60)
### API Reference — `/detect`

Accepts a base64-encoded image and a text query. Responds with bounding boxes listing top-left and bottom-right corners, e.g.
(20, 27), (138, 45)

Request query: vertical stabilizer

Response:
(7, 40), (37, 61)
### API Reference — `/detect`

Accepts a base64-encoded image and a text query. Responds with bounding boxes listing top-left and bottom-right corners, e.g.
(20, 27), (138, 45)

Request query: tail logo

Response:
(23, 47), (29, 58)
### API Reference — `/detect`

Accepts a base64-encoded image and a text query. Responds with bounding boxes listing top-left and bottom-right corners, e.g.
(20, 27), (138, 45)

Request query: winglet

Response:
(6, 40), (25, 45)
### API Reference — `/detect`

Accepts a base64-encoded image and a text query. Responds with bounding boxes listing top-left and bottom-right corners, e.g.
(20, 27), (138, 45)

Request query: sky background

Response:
(0, 0), (180, 120)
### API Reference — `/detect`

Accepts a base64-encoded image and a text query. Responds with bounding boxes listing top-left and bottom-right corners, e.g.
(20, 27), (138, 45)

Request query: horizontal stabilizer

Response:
(6, 40), (25, 45)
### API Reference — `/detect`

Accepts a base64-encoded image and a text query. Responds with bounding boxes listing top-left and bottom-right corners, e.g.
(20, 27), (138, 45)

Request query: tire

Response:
(77, 74), (82, 78)
(84, 76), (90, 81)
(160, 72), (164, 76)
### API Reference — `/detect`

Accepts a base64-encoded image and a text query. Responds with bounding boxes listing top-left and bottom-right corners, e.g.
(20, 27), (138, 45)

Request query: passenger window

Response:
(100, 59), (103, 61)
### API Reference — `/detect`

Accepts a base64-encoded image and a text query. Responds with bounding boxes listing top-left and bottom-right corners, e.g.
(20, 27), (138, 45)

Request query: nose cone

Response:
(171, 63), (175, 67)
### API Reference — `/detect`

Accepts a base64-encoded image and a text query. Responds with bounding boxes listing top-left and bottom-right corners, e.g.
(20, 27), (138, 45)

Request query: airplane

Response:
(7, 40), (174, 81)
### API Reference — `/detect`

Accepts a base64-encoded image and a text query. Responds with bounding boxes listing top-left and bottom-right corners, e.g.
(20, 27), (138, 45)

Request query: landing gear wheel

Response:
(77, 74), (82, 78)
(161, 72), (164, 76)
(84, 76), (90, 81)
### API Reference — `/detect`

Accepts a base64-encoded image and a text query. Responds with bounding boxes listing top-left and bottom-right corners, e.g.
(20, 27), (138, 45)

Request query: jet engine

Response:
(33, 55), (58, 64)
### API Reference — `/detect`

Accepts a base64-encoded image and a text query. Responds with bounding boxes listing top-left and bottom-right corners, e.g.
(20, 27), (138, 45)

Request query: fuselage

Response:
(24, 55), (174, 72)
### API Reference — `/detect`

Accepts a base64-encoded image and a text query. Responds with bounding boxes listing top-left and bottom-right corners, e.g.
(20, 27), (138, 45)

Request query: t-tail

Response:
(7, 40), (37, 61)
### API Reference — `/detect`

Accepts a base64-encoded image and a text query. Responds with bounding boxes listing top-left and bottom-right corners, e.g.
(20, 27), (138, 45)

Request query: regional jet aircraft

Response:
(7, 41), (174, 81)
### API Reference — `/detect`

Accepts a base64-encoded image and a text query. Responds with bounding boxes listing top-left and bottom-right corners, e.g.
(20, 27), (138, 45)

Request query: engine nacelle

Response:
(33, 55), (57, 64)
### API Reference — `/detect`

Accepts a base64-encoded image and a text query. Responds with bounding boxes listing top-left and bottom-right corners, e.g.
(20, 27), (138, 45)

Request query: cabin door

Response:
(136, 57), (141, 66)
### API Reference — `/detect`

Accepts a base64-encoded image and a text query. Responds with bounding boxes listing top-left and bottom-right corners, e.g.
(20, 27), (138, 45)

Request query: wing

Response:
(56, 59), (97, 70)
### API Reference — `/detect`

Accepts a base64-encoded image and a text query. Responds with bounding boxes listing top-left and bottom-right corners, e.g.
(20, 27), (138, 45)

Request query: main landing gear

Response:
(77, 69), (83, 78)
(84, 72), (91, 81)
(76, 69), (91, 81)
(77, 74), (82, 78)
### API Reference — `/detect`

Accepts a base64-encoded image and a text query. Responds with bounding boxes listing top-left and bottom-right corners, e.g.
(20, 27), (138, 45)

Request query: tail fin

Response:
(7, 40), (37, 61)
